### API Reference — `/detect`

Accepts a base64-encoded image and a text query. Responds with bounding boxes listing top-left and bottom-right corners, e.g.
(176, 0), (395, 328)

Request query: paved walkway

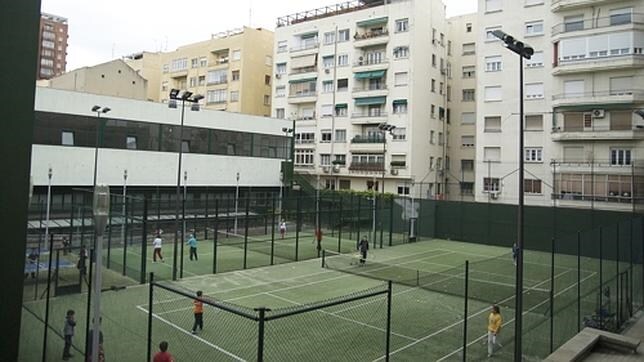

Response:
(585, 312), (643, 362)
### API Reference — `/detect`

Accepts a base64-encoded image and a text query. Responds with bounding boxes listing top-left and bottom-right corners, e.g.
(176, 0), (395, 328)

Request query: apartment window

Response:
(447, 40), (452, 55)
(392, 128), (406, 141)
(564, 15), (584, 32)
(484, 116), (502, 132)
(296, 133), (315, 144)
(208, 69), (228, 84)
(461, 182), (474, 195)
(462, 43), (475, 55)
(397, 185), (410, 196)
(162, 64), (169, 73)
(276, 108), (285, 119)
(188, 77), (199, 88)
(525, 20), (544, 36)
(440, 33), (445, 46)
(199, 57), (207, 67)
(230, 91), (240, 102)
(321, 130), (332, 142)
(295, 149), (315, 166)
(484, 86), (502, 102)
(393, 100), (408, 114)
(338, 29), (350, 42)
(610, 8), (632, 26)
(337, 54), (349, 67)
(324, 31), (336, 45)
(563, 146), (584, 162)
(486, 26), (502, 41)
(524, 147), (543, 162)
(461, 159), (474, 171)
(525, 114), (543, 131)
(466, 23), (472, 32)
(431, 79), (436, 92)
(429, 157), (435, 170)
(525, 51), (544, 68)
(431, 105), (436, 119)
(563, 80), (584, 97)
(61, 131), (74, 146)
(264, 95), (271, 105)
(610, 76), (633, 94)
(161, 81), (168, 91)
(524, 179), (542, 194)
(485, 56), (502, 72)
(274, 86), (285, 98)
(320, 154), (331, 166)
(335, 129), (346, 142)
(321, 104), (333, 117)
(181, 141), (190, 153)
(394, 72), (408, 86)
(432, 54), (437, 67)
(40, 59), (54, 67)
(335, 154), (346, 165)
(525, 83), (544, 99)
(198, 76), (205, 86)
(462, 66), (476, 78)
(393, 46), (409, 59)
(462, 112), (476, 125)
(276, 63), (287, 74)
(337, 79), (348, 92)
(430, 131), (435, 144)
(277, 41), (287, 53)
(485, 0), (502, 12)
(335, 104), (348, 117)
(395, 18), (409, 33)
(432, 28), (437, 43)
(232, 50), (241, 61)
(484, 178), (500, 192)
(232, 70), (240, 81)
(171, 58), (188, 72)
(265, 75), (271, 85)
(322, 56), (334, 69)
(126, 136), (137, 150)
(462, 136), (475, 148)
(463, 89), (475, 102)
(191, 58), (199, 68)
(611, 149), (632, 166)
(322, 81), (333, 93)
(484, 147), (501, 162)
(207, 89), (227, 103)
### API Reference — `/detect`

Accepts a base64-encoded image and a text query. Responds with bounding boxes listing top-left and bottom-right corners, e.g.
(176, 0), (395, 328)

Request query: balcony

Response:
(551, 124), (644, 141)
(552, 89), (644, 107)
(289, 66), (318, 82)
(353, 57), (389, 72)
(351, 111), (388, 125)
(552, 13), (644, 36)
(353, 30), (389, 48)
(352, 84), (388, 98)
(553, 53), (644, 75)
(287, 91), (317, 104)
(552, 0), (620, 12)
(349, 162), (384, 173)
(293, 113), (316, 122)
(290, 42), (319, 56)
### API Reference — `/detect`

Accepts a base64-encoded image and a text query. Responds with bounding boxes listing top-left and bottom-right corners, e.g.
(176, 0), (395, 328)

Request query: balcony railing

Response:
(552, 192), (633, 204)
(553, 123), (639, 132)
(353, 84), (387, 92)
(351, 136), (385, 144)
(289, 66), (318, 75)
(288, 91), (318, 98)
(354, 29), (389, 41)
(552, 13), (644, 35)
(349, 162), (385, 172)
(552, 89), (644, 100)
(294, 114), (316, 121)
(354, 57), (388, 67)
(290, 42), (319, 53)
(207, 79), (228, 85)
(552, 0), (626, 12)
(557, 51), (644, 66)
(351, 111), (387, 118)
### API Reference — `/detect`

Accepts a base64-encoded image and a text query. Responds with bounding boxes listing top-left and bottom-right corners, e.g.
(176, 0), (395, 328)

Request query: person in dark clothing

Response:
(62, 309), (76, 360)
(358, 236), (369, 265)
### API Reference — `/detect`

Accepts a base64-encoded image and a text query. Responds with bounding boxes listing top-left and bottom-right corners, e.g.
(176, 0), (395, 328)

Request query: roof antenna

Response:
(248, 0), (253, 27)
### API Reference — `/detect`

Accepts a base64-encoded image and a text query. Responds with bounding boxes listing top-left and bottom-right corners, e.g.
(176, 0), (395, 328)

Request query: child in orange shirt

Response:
(191, 290), (204, 334)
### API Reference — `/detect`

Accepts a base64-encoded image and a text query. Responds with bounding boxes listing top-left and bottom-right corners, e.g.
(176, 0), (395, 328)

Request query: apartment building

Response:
(38, 13), (68, 80)
(124, 27), (275, 116)
(475, 0), (644, 211)
(446, 13), (478, 201)
(273, 0), (450, 196)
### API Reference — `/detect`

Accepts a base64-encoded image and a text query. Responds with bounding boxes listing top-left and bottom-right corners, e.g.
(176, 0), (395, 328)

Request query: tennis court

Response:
(21, 237), (617, 361)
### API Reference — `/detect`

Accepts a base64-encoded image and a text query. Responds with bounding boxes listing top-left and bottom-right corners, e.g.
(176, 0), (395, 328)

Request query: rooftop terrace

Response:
(277, 0), (388, 27)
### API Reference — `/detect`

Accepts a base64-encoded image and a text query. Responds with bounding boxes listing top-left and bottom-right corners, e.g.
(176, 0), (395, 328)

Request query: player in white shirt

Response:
(279, 221), (287, 239)
(153, 235), (164, 262)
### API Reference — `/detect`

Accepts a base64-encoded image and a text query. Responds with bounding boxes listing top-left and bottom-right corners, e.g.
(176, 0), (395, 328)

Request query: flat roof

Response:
(277, 0), (386, 28)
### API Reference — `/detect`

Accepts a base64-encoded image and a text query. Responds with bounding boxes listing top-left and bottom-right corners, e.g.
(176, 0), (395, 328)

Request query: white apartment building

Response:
(475, 0), (644, 212)
(273, 0), (451, 196)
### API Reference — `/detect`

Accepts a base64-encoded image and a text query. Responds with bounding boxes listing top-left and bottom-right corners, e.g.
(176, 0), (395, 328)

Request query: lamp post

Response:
(378, 123), (396, 195)
(91, 106), (111, 187)
(122, 170), (127, 246)
(91, 185), (110, 362)
(234, 172), (240, 234)
(281, 126), (294, 220)
(180, 170), (187, 277)
(169, 89), (203, 281)
(40, 167), (52, 362)
(491, 29), (534, 361)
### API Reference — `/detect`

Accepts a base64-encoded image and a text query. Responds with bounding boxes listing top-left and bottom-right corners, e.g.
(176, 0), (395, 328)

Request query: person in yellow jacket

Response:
(487, 305), (503, 357)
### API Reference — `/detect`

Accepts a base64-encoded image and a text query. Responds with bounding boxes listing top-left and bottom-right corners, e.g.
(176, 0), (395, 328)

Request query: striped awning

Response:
(354, 70), (386, 79)
(393, 99), (408, 105)
(357, 17), (388, 27)
(355, 96), (386, 106)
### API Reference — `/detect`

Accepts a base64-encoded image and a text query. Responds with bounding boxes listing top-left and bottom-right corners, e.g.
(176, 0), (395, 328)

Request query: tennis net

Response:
(323, 250), (552, 311)
(215, 230), (297, 261)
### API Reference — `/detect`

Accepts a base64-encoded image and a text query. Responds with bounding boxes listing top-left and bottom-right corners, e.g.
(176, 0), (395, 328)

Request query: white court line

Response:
(265, 292), (419, 342)
(125, 248), (198, 277)
(152, 250), (455, 316)
(223, 276), (241, 286)
(372, 268), (572, 362)
(136, 305), (246, 362)
(415, 259), (543, 285)
(435, 270), (599, 361)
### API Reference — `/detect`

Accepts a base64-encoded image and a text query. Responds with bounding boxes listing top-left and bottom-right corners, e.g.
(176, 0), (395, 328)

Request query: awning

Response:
(289, 77), (317, 84)
(354, 70), (386, 79)
(335, 103), (348, 108)
(291, 54), (317, 69)
(357, 17), (388, 27)
(393, 99), (407, 105)
(355, 96), (386, 106)
(298, 31), (319, 38)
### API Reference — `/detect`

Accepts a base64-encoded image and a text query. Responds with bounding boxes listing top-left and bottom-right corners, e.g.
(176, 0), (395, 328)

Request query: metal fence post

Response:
(462, 261), (469, 362)
(204, 192), (209, 240)
(577, 230), (581, 332)
(599, 226), (604, 330)
(357, 195), (362, 242)
(386, 280), (392, 362)
(107, 202), (112, 269)
(257, 307), (267, 362)
(321, 249), (326, 268)
(213, 198), (218, 274)
(338, 196), (343, 253)
(140, 197), (148, 283)
(41, 233), (55, 362)
(388, 196), (394, 246)
(295, 190), (301, 261)
(550, 237), (555, 353)
(122, 199), (128, 276)
(147, 272), (154, 362)
(271, 195), (276, 265)
(243, 196), (250, 269)
(69, 194), (74, 244)
(616, 224), (620, 324)
(629, 218), (633, 317)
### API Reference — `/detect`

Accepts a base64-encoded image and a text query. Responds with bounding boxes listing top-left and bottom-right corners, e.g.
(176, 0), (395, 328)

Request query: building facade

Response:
(125, 27), (275, 117)
(475, 0), (644, 211)
(273, 0), (451, 196)
(38, 13), (68, 80)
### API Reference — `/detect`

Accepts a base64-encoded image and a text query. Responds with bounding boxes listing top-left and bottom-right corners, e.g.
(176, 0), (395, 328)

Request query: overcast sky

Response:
(41, 0), (477, 71)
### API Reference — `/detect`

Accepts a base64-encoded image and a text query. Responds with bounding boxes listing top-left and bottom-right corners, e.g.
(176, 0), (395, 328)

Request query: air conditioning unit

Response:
(490, 191), (499, 200)
(390, 169), (399, 176)
(592, 109), (605, 118)
(332, 165), (340, 173)
(322, 166), (331, 173)
(324, 68), (330, 74)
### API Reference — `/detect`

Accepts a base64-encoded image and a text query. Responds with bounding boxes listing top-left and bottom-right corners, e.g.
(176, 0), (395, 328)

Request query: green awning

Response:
(354, 70), (386, 79)
(335, 103), (348, 108)
(393, 99), (408, 105)
(288, 77), (317, 84)
(357, 17), (388, 27)
(298, 31), (318, 38)
(355, 96), (386, 106)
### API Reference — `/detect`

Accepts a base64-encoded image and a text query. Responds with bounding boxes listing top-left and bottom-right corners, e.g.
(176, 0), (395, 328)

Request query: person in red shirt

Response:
(153, 341), (174, 362)
(192, 290), (204, 334)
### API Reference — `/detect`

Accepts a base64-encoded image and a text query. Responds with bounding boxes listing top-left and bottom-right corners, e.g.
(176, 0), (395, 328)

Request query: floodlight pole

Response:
(492, 30), (533, 362)
(234, 172), (240, 234)
(122, 170), (127, 246)
(40, 167), (52, 362)
(91, 186), (110, 362)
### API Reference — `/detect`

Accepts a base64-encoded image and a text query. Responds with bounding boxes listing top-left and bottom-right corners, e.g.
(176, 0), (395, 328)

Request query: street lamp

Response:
(91, 185), (110, 362)
(169, 89), (203, 281)
(122, 170), (127, 246)
(91, 106), (111, 187)
(281, 126), (294, 220)
(378, 123), (396, 194)
(234, 172), (240, 234)
(40, 167), (53, 362)
(491, 29), (534, 362)
(181, 170), (187, 277)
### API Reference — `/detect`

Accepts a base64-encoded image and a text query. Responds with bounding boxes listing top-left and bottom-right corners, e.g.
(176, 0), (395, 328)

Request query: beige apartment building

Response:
(475, 0), (644, 211)
(125, 27), (275, 117)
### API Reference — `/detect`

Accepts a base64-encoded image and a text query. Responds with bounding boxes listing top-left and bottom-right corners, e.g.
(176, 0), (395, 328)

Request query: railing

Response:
(353, 57), (388, 67)
(277, 0), (387, 27)
(552, 13), (644, 35)
(288, 91), (318, 98)
(552, 192), (633, 204)
(558, 51), (644, 66)
(351, 111), (387, 118)
(351, 136), (385, 144)
(552, 89), (644, 100)
(354, 29), (389, 41)
(294, 114), (316, 121)
(553, 123), (639, 132)
(290, 42), (319, 53)
(290, 66), (318, 75)
(207, 78), (228, 85)
(353, 84), (387, 92)
(349, 162), (385, 172)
